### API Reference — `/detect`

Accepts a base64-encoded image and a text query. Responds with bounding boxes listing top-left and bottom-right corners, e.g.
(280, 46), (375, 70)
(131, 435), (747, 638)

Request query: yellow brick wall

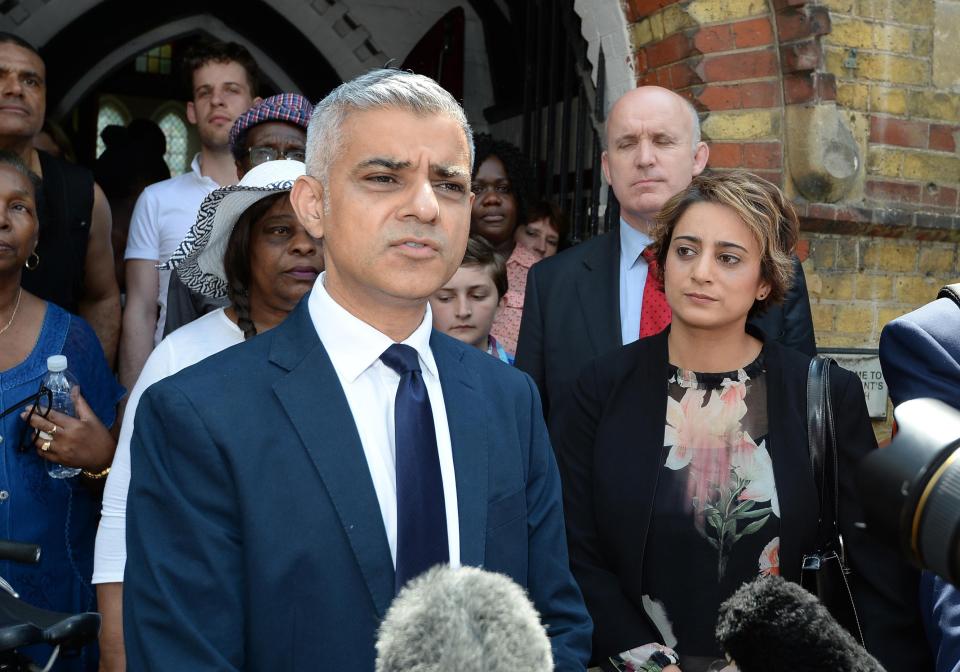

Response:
(801, 233), (958, 440)
(824, 0), (960, 203)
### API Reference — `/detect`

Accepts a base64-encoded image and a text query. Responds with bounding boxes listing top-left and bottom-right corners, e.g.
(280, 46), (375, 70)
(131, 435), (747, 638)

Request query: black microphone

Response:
(716, 576), (884, 672)
(375, 565), (553, 672)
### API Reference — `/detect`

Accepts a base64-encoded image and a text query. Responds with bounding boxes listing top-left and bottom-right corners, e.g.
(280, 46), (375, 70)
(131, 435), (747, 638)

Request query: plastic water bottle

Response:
(43, 355), (81, 479)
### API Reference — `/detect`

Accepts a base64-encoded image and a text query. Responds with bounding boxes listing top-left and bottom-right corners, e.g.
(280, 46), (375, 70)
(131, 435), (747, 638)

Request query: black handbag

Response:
(800, 355), (866, 645)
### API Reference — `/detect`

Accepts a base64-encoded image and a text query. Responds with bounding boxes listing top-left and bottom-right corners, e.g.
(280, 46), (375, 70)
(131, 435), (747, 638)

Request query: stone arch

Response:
(52, 14), (300, 118)
(573, 0), (636, 118)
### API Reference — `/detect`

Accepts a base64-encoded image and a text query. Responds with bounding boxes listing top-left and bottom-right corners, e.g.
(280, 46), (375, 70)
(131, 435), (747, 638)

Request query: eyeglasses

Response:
(0, 384), (52, 453)
(248, 146), (307, 166)
(470, 181), (513, 196)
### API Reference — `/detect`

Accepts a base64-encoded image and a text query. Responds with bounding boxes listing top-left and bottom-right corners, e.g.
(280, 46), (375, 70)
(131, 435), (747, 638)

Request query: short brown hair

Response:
(526, 200), (570, 248)
(651, 170), (798, 316)
(182, 40), (260, 99)
(461, 235), (508, 299)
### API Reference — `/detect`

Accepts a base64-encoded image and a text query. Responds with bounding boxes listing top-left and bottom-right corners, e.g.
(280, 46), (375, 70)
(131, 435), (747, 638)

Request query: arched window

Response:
(95, 98), (130, 158)
(156, 110), (189, 176)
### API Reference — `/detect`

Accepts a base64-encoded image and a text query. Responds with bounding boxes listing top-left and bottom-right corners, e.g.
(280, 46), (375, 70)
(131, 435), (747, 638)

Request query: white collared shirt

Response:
(307, 273), (461, 569)
(619, 218), (654, 346)
(125, 153), (221, 345)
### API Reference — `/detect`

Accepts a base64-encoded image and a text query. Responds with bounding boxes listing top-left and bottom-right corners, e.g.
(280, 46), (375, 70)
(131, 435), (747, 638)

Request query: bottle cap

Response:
(47, 355), (68, 372)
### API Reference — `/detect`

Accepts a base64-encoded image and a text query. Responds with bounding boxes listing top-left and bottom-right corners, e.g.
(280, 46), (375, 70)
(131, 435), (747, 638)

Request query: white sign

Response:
(825, 353), (888, 420)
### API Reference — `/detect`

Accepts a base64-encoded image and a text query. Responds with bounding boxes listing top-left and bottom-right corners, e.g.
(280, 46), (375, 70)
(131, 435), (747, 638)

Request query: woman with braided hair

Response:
(92, 160), (322, 668)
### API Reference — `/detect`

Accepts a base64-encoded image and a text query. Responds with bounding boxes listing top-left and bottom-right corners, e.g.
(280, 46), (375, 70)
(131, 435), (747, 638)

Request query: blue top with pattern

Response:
(0, 303), (123, 670)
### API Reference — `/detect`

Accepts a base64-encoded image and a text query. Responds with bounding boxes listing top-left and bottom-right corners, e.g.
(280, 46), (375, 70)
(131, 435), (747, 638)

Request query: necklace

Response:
(0, 288), (23, 338)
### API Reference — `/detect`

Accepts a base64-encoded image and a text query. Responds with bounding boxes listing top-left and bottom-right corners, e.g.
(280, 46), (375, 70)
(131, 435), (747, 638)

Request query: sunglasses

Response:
(0, 384), (52, 453)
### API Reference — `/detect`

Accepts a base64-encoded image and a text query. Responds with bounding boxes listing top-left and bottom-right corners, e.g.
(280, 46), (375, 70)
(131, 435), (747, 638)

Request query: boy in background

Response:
(430, 236), (511, 363)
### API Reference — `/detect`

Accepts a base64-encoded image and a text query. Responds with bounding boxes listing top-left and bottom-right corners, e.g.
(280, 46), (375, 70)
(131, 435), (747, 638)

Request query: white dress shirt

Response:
(125, 153), (220, 345)
(618, 219), (654, 346)
(307, 273), (461, 569)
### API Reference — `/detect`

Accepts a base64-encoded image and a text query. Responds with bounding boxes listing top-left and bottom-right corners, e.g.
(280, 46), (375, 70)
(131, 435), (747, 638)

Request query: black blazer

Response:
(515, 230), (817, 425)
(552, 330), (931, 671)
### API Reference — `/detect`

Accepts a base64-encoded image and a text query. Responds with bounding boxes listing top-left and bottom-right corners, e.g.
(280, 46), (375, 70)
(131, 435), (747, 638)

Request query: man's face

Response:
(292, 107), (474, 316)
(602, 87), (708, 230)
(186, 61), (255, 150)
(430, 264), (504, 350)
(237, 121), (307, 178)
(0, 43), (45, 141)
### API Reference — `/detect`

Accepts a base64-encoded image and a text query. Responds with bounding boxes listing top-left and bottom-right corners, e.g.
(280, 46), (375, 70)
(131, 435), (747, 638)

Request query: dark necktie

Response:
(380, 343), (448, 592)
(639, 247), (672, 338)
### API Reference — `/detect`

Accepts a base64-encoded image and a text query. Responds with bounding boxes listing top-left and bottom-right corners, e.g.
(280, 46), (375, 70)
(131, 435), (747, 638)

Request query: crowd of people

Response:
(0, 29), (955, 672)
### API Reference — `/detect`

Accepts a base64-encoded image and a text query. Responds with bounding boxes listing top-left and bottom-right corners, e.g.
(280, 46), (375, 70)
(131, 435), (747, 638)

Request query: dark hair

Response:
(525, 200), (570, 249)
(223, 193), (284, 339)
(0, 33), (41, 61)
(651, 170), (798, 317)
(0, 149), (41, 196)
(461, 235), (508, 299)
(182, 40), (260, 99)
(472, 134), (534, 231)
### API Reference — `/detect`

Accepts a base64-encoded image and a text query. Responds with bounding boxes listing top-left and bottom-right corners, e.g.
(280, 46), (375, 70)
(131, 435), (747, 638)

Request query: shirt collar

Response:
(190, 153), (222, 187)
(619, 217), (653, 267)
(308, 272), (438, 383)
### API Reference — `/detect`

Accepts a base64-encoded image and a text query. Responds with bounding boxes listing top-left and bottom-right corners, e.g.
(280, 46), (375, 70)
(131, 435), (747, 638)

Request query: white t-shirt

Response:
(124, 154), (220, 346)
(93, 308), (243, 584)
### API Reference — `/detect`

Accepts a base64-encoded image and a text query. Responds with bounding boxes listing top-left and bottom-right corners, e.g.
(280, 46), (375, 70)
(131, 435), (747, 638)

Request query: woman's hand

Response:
(22, 387), (116, 472)
(617, 643), (681, 671)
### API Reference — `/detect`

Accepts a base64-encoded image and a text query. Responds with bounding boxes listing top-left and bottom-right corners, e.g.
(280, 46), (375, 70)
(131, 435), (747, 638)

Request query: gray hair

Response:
(306, 68), (474, 187)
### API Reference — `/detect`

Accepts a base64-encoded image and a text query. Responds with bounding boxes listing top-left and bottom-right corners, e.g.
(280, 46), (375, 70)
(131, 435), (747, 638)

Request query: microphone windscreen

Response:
(375, 565), (553, 672)
(716, 576), (884, 672)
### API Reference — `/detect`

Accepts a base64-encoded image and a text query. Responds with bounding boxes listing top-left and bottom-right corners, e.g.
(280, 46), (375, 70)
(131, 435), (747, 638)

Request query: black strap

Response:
(806, 355), (841, 550)
(939, 283), (960, 310)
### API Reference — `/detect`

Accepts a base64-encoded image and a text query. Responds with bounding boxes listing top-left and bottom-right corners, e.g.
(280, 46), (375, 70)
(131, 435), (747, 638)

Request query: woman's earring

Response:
(24, 252), (39, 270)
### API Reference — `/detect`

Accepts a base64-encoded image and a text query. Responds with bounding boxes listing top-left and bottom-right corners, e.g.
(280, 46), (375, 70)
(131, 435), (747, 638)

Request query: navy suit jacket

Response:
(515, 230), (816, 426)
(123, 298), (592, 671)
(880, 292), (960, 672)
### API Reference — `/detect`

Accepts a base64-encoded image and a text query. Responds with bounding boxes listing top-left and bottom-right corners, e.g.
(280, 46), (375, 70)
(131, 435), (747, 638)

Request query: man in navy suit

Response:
(881, 284), (960, 672)
(123, 69), (592, 670)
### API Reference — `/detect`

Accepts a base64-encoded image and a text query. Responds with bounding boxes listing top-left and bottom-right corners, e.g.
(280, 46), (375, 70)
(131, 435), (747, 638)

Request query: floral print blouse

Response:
(630, 351), (780, 672)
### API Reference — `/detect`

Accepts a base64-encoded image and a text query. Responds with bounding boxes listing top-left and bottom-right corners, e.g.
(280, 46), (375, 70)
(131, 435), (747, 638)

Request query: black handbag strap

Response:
(806, 355), (841, 549)
(939, 283), (960, 309)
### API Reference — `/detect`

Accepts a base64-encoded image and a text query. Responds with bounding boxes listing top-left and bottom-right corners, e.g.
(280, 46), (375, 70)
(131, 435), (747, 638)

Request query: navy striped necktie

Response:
(380, 343), (448, 592)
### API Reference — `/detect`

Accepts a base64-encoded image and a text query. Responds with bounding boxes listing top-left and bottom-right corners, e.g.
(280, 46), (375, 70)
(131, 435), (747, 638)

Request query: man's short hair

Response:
(604, 88), (702, 152)
(0, 32), (41, 62)
(0, 149), (41, 196)
(651, 170), (798, 316)
(461, 235), (507, 299)
(181, 40), (260, 99)
(306, 68), (473, 188)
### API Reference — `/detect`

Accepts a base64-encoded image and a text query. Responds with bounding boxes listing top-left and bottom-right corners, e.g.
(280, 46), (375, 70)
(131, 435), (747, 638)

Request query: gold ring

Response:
(49, 424), (58, 435)
(40, 440), (51, 452)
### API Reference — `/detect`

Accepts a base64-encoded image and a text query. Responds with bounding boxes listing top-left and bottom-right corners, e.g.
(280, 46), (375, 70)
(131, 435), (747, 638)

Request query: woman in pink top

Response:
(491, 201), (569, 357)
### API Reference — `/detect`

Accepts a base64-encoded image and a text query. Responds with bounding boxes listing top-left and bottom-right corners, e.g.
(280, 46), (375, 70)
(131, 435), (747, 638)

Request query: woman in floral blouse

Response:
(553, 171), (929, 672)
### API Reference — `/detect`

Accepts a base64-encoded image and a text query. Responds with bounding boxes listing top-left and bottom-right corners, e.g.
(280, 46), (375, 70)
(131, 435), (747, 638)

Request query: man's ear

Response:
(290, 175), (326, 240)
(601, 150), (611, 184)
(186, 101), (198, 126)
(692, 142), (710, 176)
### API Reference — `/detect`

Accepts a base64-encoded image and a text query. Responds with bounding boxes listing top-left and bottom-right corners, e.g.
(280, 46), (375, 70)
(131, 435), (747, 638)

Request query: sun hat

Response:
(163, 160), (305, 298)
(229, 93), (313, 156)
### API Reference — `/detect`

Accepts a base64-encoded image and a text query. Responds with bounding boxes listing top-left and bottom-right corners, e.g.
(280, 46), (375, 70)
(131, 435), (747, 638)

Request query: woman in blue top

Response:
(0, 150), (123, 671)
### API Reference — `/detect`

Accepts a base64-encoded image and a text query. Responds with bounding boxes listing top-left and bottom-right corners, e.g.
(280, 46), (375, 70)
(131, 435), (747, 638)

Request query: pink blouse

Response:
(490, 243), (542, 357)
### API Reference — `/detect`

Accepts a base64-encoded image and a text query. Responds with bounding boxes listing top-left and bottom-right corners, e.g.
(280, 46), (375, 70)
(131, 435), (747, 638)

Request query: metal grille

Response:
(519, 0), (619, 243)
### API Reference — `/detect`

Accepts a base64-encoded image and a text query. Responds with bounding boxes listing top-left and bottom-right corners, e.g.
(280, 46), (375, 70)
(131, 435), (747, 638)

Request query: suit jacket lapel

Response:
(577, 231), (623, 353)
(431, 333), (488, 568)
(765, 344), (818, 582)
(270, 301), (395, 618)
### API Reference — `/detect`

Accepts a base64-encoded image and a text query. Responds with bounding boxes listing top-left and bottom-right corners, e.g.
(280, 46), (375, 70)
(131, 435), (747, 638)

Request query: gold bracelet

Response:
(82, 467), (111, 479)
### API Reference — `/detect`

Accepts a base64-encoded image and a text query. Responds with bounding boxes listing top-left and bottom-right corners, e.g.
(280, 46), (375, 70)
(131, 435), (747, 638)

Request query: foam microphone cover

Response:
(375, 565), (553, 672)
(716, 576), (884, 672)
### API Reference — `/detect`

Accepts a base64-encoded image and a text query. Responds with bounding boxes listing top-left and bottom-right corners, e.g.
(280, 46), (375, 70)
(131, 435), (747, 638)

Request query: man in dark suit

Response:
(515, 86), (815, 422)
(123, 69), (592, 671)
(880, 283), (960, 672)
